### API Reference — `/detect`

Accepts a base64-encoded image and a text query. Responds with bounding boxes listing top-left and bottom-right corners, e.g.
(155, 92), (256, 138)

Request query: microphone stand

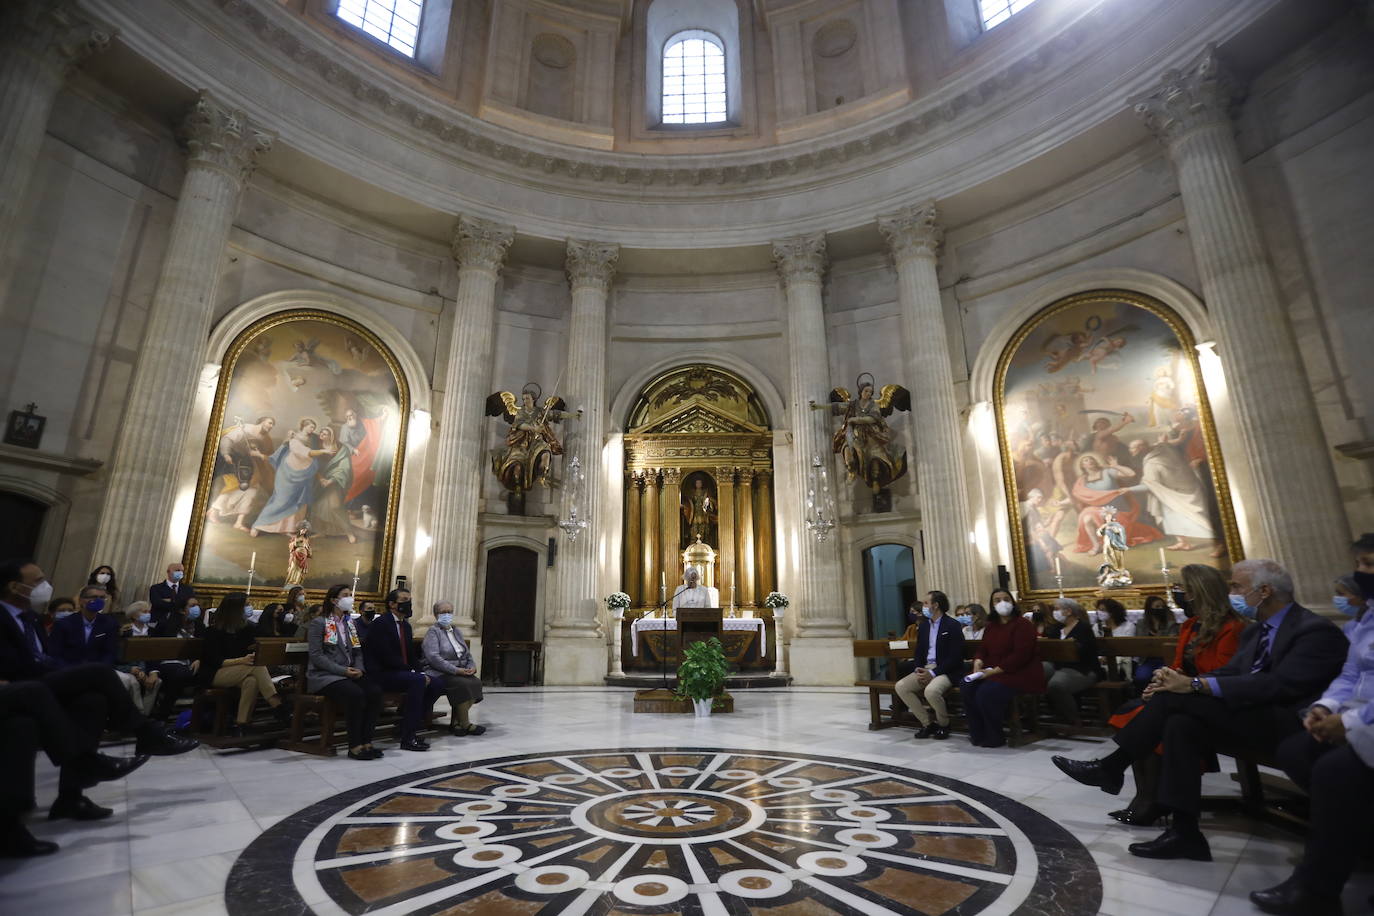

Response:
(653, 587), (688, 691)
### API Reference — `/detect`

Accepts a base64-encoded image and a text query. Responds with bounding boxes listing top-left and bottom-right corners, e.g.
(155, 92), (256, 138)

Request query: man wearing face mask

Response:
(50, 586), (121, 668)
(151, 600), (206, 720)
(149, 562), (196, 626)
(1053, 558), (1347, 863)
(362, 588), (444, 751)
(894, 591), (965, 740)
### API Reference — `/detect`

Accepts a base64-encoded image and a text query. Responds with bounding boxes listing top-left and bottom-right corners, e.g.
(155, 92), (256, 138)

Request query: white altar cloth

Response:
(630, 617), (766, 656)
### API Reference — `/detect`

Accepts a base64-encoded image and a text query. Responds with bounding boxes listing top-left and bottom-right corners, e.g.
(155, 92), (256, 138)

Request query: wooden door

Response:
(0, 492), (46, 563)
(479, 546), (539, 682)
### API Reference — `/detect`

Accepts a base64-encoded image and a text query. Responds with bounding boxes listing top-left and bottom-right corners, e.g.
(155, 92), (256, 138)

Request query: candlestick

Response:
(250, 551), (256, 569)
(1158, 547), (1167, 570)
(354, 559), (361, 577)
(1054, 574), (1064, 599)
(1054, 555), (1062, 577)
(661, 571), (666, 587)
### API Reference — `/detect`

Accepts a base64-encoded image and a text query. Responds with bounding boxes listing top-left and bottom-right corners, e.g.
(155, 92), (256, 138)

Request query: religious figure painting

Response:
(995, 291), (1240, 596)
(187, 310), (408, 596)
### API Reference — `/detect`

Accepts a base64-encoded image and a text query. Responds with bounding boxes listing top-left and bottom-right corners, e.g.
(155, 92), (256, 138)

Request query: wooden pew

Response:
(852, 639), (916, 730)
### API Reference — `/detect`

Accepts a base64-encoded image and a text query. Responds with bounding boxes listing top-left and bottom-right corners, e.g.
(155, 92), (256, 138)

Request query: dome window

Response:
(662, 32), (728, 125)
(980, 0), (1041, 31)
(334, 0), (423, 57)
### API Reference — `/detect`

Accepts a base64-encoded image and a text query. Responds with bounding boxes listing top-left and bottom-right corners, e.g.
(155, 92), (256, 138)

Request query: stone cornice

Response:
(179, 90), (275, 184)
(565, 239), (620, 291)
(203, 0), (1123, 193)
(2, 0), (114, 79)
(1130, 43), (1243, 148)
(452, 216), (515, 274)
(772, 234), (827, 288)
(878, 202), (941, 265)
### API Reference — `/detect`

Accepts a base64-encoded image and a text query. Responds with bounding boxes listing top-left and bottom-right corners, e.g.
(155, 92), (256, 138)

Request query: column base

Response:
(787, 637), (857, 686)
(541, 634), (609, 685)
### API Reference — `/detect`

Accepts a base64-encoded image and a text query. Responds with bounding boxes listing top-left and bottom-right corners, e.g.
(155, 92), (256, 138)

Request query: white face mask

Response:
(994, 600), (1013, 616)
(1052, 609), (1065, 623)
(283, 613), (295, 624)
(96, 573), (111, 585)
(336, 596), (354, 613)
(28, 580), (54, 608)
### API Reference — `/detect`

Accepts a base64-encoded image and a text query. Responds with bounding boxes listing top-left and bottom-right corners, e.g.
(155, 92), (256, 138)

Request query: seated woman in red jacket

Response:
(961, 589), (1046, 747)
(1105, 563), (1246, 824)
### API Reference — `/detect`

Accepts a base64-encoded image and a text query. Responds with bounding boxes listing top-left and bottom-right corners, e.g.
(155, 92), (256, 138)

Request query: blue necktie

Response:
(1250, 622), (1273, 673)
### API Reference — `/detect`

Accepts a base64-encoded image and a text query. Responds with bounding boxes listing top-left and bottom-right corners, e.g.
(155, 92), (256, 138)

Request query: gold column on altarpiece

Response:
(624, 471), (643, 606)
(640, 469), (660, 605)
(714, 467), (737, 604)
(736, 468), (756, 606)
(754, 470), (775, 599)
(660, 468), (682, 588)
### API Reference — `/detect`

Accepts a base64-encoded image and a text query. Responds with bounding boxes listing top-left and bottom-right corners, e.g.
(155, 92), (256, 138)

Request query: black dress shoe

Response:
(1249, 874), (1342, 915)
(932, 725), (950, 740)
(0, 822), (59, 858)
(48, 794), (114, 822)
(347, 749), (374, 761)
(135, 729), (200, 757)
(913, 724), (936, 739)
(71, 752), (150, 788)
(365, 747), (385, 759)
(1114, 804), (1168, 827)
(1128, 826), (1211, 861)
(399, 738), (430, 752)
(1052, 755), (1125, 795)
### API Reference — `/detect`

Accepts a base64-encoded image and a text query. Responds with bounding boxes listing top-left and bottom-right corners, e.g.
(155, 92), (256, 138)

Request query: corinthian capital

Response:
(1, 0), (113, 79)
(565, 239), (620, 291)
(452, 216), (515, 274)
(878, 202), (941, 265)
(178, 91), (275, 185)
(1131, 44), (1242, 147)
(771, 233), (827, 288)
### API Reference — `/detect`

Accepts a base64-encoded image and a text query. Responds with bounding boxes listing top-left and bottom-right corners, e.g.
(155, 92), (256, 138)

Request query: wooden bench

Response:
(852, 639), (916, 730)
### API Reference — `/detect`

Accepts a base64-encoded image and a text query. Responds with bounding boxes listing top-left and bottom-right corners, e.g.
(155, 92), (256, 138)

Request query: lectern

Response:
(676, 607), (723, 649)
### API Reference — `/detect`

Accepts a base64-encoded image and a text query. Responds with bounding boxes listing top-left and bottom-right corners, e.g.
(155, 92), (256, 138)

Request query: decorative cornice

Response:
(772, 234), (827, 288)
(878, 202), (942, 265)
(451, 216), (514, 273)
(178, 90), (274, 184)
(565, 239), (620, 291)
(1130, 43), (1243, 148)
(205, 0), (1118, 192)
(1, 0), (114, 80)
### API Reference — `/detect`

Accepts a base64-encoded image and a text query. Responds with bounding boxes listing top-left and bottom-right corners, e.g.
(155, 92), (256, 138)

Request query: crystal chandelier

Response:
(805, 454), (836, 542)
(557, 455), (588, 541)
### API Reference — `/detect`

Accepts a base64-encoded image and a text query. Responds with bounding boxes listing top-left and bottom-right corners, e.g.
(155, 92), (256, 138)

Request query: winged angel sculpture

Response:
(485, 383), (580, 510)
(812, 373), (912, 495)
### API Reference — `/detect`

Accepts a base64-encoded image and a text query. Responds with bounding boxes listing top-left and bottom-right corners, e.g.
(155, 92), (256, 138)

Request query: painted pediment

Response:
(636, 402), (766, 435)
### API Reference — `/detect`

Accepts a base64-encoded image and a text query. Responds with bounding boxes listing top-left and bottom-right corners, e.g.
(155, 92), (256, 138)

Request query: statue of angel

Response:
(811, 373), (911, 494)
(485, 382), (580, 499)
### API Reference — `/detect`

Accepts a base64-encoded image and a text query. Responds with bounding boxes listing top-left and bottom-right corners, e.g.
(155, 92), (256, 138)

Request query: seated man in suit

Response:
(148, 562), (195, 627)
(362, 586), (443, 752)
(50, 585), (120, 668)
(894, 590), (966, 740)
(0, 558), (198, 822)
(150, 600), (206, 721)
(1052, 558), (1347, 862)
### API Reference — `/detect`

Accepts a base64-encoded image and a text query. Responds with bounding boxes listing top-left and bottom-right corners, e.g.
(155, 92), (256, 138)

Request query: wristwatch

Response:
(1190, 677), (1203, 694)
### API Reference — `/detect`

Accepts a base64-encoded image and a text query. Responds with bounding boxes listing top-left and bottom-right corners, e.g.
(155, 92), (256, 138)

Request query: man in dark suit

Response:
(894, 590), (966, 740)
(1053, 558), (1347, 862)
(50, 585), (121, 667)
(0, 558), (198, 823)
(362, 587), (442, 751)
(148, 562), (195, 626)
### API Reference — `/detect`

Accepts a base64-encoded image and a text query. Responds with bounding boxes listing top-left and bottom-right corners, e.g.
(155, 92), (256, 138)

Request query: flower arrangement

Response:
(763, 591), (790, 609)
(605, 591), (632, 611)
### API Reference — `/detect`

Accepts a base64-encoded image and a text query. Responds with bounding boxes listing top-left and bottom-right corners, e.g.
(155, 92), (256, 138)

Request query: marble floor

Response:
(1, 687), (1369, 915)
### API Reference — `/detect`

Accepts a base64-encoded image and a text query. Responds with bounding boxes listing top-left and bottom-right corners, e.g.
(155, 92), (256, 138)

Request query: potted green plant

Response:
(676, 637), (729, 716)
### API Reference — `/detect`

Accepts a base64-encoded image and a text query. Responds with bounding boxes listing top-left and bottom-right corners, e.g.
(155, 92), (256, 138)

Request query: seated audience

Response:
(1046, 598), (1102, 727)
(1106, 564), (1247, 825)
(1096, 597), (1132, 680)
(149, 603), (203, 721)
(42, 595), (76, 635)
(961, 589), (1045, 748)
(363, 586), (442, 751)
(155, 599), (205, 638)
(255, 602), (293, 637)
(1332, 573), (1370, 621)
(86, 565), (121, 609)
(284, 586), (307, 627)
(307, 584), (383, 760)
(1053, 558), (1347, 862)
(115, 601), (161, 716)
(197, 592), (289, 733)
(1133, 594), (1180, 689)
(894, 590), (965, 740)
(50, 585), (120, 667)
(148, 562), (195, 626)
(421, 601), (486, 736)
(1030, 602), (1061, 639)
(961, 604), (988, 640)
(355, 600), (378, 641)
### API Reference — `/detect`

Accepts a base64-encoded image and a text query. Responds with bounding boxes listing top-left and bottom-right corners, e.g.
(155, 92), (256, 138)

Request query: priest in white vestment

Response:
(672, 567), (719, 610)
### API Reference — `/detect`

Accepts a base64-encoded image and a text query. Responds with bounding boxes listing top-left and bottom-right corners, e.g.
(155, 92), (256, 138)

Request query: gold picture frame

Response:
(994, 290), (1242, 601)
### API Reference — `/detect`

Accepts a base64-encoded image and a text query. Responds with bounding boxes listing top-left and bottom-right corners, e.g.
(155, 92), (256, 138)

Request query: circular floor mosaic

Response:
(226, 747), (1101, 915)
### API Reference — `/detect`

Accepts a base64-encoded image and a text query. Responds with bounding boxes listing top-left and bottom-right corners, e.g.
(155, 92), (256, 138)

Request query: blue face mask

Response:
(137, 613), (151, 624)
(921, 606), (933, 619)
(187, 605), (202, 620)
(1228, 591), (1258, 619)
(85, 597), (106, 613)
(436, 613), (454, 628)
(956, 614), (973, 627)
(1333, 596), (1359, 617)
(171, 570), (184, 581)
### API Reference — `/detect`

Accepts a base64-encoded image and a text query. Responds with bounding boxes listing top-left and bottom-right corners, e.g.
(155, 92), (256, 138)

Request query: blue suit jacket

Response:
(912, 615), (967, 680)
(362, 612), (419, 675)
(0, 604), (60, 680)
(51, 612), (120, 667)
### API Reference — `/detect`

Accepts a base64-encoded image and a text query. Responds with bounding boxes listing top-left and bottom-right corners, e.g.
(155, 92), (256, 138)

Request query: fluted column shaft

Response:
(0, 1), (110, 302)
(1134, 47), (1348, 598)
(92, 93), (273, 588)
(773, 234), (849, 637)
(715, 468), (737, 606)
(427, 217), (514, 631)
(755, 470), (775, 598)
(548, 239), (618, 636)
(641, 471), (660, 606)
(879, 203), (978, 602)
(625, 472), (643, 606)
(661, 468), (681, 591)
(737, 470), (757, 607)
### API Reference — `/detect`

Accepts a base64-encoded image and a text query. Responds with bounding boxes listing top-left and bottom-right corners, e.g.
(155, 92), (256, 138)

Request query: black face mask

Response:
(396, 601), (412, 618)
(1353, 570), (1374, 599)
(363, 609), (376, 620)
(1171, 588), (1194, 618)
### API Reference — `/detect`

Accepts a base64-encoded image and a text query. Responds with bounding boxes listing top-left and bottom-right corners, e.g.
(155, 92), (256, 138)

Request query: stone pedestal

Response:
(92, 92), (273, 588)
(879, 203), (978, 603)
(1133, 46), (1349, 599)
(788, 637), (855, 686)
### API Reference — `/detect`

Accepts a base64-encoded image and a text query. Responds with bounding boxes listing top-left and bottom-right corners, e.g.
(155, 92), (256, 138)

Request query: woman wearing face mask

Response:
(86, 566), (121, 609)
(1132, 595), (1180, 690)
(307, 584), (383, 759)
(1331, 575), (1368, 628)
(960, 590), (1045, 747)
(1104, 563), (1246, 825)
(115, 601), (161, 715)
(42, 596), (77, 634)
(197, 592), (290, 734)
(961, 604), (988, 640)
(1046, 598), (1102, 728)
(421, 601), (486, 736)
(255, 602), (292, 637)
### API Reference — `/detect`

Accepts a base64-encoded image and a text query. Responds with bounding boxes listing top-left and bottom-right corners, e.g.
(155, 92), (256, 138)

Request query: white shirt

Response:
(963, 625), (985, 640)
(673, 586), (719, 609)
(1112, 619), (1137, 638)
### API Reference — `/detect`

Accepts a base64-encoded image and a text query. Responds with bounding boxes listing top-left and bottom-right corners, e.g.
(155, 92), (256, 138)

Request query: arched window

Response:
(662, 31), (727, 124)
(334, 0), (424, 57)
(979, 0), (1040, 30)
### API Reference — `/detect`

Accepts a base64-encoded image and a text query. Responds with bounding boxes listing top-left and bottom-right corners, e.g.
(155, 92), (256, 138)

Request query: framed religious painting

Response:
(994, 290), (1242, 600)
(184, 309), (409, 601)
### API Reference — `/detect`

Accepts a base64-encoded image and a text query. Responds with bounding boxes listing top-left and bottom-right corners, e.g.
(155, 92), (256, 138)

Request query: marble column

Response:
(715, 467), (737, 607)
(624, 472), (643, 606)
(546, 238), (619, 684)
(660, 468), (682, 591)
(92, 92), (273, 589)
(772, 234), (851, 684)
(736, 469), (757, 607)
(1133, 46), (1349, 600)
(755, 470), (775, 598)
(640, 470), (661, 608)
(425, 217), (514, 647)
(878, 202), (979, 603)
(0, 1), (110, 305)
